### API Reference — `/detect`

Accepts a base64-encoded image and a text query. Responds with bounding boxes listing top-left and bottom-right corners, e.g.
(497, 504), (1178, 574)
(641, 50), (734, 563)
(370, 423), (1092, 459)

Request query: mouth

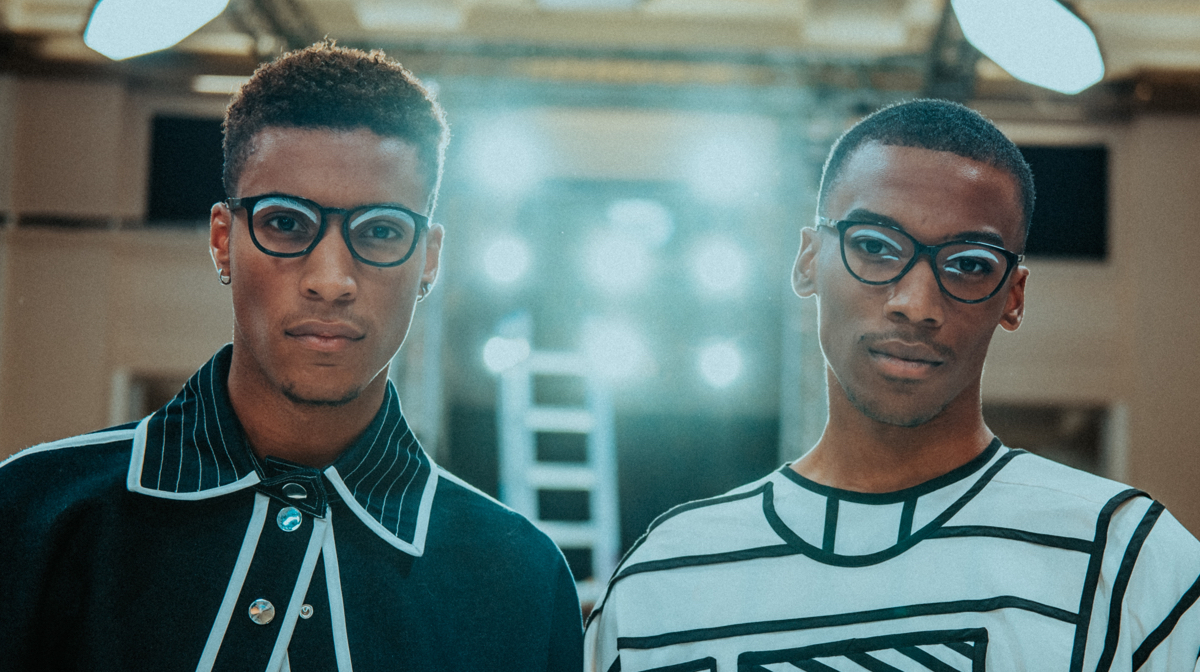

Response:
(285, 321), (365, 353)
(866, 341), (947, 379)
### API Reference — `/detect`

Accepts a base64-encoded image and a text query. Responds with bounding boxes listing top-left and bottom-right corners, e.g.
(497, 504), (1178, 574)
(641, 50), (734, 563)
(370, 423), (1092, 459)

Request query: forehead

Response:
(826, 142), (1024, 248)
(237, 126), (429, 213)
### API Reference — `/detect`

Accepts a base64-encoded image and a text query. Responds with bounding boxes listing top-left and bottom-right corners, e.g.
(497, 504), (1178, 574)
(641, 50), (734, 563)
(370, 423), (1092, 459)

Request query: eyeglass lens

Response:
(250, 196), (418, 265)
(842, 223), (1011, 302)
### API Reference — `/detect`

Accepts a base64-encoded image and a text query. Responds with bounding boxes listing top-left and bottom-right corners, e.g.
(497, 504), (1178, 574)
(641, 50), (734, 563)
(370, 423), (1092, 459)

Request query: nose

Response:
(300, 221), (357, 303)
(883, 254), (944, 328)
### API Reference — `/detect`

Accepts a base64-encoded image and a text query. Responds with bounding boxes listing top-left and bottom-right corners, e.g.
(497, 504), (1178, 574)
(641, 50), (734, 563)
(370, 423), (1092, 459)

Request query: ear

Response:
(998, 265), (1028, 332)
(792, 227), (822, 298)
(210, 201), (232, 275)
(420, 223), (444, 288)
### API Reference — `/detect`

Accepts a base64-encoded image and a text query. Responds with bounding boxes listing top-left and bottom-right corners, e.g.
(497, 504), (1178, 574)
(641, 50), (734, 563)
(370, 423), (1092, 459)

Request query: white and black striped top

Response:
(128, 344), (437, 554)
(585, 441), (1200, 672)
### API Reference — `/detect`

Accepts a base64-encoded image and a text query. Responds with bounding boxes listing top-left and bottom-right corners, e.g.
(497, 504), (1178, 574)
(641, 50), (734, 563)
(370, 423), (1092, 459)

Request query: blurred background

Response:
(2, 0), (1199, 598)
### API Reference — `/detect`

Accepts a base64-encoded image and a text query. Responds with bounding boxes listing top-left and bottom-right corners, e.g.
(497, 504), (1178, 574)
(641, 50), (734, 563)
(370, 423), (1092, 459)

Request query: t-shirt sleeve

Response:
(584, 596), (620, 672)
(1117, 507), (1200, 670)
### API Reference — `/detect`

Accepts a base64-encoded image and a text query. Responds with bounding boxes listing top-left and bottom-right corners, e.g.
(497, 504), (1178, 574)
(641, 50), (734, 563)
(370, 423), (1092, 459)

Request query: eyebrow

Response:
(841, 208), (1009, 248)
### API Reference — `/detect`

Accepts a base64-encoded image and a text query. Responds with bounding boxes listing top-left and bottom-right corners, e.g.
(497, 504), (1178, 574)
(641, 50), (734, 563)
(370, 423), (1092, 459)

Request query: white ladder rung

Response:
(535, 521), (600, 547)
(526, 407), (593, 432)
(528, 464), (595, 489)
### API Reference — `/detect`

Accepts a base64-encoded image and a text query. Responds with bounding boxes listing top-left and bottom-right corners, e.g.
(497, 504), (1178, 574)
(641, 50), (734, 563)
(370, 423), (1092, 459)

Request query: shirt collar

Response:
(126, 344), (439, 556)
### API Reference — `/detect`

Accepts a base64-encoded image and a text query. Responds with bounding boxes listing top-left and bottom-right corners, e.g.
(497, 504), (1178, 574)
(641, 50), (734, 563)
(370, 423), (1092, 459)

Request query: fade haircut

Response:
(222, 41), (449, 213)
(817, 99), (1035, 244)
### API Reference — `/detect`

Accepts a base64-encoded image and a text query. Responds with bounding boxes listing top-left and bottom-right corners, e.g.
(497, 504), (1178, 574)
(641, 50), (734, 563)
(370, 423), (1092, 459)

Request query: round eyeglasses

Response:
(227, 193), (429, 267)
(816, 217), (1024, 304)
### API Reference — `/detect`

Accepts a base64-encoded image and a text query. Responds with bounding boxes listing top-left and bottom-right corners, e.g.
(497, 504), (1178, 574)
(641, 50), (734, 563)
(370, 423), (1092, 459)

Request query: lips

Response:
(285, 320), (365, 352)
(865, 338), (949, 379)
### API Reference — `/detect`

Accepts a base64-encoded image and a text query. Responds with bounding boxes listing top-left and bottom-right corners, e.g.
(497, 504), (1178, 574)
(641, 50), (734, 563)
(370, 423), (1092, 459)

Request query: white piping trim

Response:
(128, 414), (260, 500)
(323, 514), (354, 672)
(196, 493), (270, 672)
(265, 515), (327, 672)
(0, 427), (137, 470)
(323, 466), (434, 556)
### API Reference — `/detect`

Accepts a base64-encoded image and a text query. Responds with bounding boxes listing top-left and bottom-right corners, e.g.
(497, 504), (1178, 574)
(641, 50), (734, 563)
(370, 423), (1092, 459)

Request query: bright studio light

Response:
(483, 236), (532, 285)
(583, 319), (651, 381)
(470, 119), (544, 195)
(84, 0), (230, 60)
(952, 0), (1104, 95)
(483, 336), (531, 373)
(585, 236), (651, 294)
(698, 342), (743, 388)
(691, 236), (748, 297)
(688, 136), (763, 203)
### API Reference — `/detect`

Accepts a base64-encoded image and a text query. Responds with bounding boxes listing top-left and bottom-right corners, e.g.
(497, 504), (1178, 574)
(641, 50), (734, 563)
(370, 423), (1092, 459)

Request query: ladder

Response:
(495, 315), (619, 604)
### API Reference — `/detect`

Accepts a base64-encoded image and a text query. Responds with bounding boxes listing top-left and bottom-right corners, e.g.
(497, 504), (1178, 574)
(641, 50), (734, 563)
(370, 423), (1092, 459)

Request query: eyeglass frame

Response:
(815, 216), (1025, 305)
(226, 192), (430, 268)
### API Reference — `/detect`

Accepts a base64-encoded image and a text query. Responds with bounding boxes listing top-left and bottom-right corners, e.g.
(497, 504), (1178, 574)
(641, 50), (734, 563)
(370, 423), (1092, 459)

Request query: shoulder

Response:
(430, 465), (567, 560)
(0, 424), (137, 501)
(612, 471), (784, 579)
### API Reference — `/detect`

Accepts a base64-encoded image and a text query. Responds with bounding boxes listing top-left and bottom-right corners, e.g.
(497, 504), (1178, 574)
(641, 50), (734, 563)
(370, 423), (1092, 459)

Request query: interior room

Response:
(2, 0), (1200, 600)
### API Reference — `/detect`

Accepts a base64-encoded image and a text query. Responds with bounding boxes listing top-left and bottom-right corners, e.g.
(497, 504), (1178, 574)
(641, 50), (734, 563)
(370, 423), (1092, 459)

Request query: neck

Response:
(793, 367), (994, 493)
(226, 349), (388, 469)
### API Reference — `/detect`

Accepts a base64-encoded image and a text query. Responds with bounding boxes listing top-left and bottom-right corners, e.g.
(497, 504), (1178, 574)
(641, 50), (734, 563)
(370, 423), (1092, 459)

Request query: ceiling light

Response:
(698, 342), (743, 388)
(952, 0), (1104, 95)
(84, 0), (230, 61)
(483, 236), (532, 285)
(690, 236), (748, 298)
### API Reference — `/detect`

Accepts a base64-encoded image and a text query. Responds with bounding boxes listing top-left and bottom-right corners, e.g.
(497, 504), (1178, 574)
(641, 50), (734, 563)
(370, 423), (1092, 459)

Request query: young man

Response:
(585, 100), (1200, 671)
(0, 43), (582, 671)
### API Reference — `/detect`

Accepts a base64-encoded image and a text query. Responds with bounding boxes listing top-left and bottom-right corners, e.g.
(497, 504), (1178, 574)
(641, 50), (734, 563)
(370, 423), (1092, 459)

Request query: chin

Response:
(843, 384), (950, 428)
(280, 382), (364, 408)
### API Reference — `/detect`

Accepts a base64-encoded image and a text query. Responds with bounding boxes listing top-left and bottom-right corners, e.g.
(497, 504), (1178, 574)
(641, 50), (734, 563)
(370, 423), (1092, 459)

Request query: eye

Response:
(263, 213), (304, 233)
(847, 229), (904, 261)
(942, 248), (1000, 277)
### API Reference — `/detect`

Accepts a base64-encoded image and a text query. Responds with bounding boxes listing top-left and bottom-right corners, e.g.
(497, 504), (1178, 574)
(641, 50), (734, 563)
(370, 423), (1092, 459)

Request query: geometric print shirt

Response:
(1, 345), (582, 672)
(585, 440), (1200, 672)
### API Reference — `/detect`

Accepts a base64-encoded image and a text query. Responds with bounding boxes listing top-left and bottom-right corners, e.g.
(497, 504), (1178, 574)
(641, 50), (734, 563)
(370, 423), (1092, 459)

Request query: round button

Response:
(300, 604), (314, 619)
(277, 507), (302, 532)
(248, 599), (275, 625)
(282, 482), (308, 500)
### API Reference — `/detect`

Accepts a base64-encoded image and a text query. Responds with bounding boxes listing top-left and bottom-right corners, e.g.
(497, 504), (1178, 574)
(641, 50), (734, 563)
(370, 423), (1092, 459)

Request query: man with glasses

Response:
(586, 100), (1200, 671)
(0, 43), (582, 671)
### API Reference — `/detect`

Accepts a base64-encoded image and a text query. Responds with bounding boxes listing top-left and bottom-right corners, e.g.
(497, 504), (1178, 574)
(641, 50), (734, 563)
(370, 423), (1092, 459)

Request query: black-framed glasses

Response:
(816, 217), (1024, 304)
(227, 193), (429, 267)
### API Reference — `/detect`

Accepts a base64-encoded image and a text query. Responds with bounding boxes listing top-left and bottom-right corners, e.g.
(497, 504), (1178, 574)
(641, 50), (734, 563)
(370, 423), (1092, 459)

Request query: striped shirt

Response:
(1, 345), (582, 672)
(585, 440), (1200, 671)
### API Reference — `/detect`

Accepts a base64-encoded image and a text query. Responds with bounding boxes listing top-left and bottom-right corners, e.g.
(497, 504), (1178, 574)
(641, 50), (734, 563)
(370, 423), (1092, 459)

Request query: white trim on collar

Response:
(325, 462), (439, 557)
(127, 414), (261, 500)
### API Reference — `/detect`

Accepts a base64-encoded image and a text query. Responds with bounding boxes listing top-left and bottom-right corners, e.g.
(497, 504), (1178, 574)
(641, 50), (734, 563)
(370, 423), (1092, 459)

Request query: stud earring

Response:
(417, 281), (431, 301)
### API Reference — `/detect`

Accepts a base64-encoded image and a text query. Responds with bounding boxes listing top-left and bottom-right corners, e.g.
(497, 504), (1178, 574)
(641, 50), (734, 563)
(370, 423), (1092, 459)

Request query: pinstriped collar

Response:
(126, 344), (439, 556)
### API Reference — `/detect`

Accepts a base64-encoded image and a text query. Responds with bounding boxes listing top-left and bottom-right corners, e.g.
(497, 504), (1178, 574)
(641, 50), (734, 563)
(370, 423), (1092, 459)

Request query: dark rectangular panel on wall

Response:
(147, 116), (225, 225)
(1018, 145), (1108, 259)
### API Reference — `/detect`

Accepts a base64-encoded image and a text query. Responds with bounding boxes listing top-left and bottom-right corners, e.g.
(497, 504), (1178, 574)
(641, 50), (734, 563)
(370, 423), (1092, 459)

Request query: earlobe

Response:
(792, 227), (821, 298)
(999, 266), (1028, 332)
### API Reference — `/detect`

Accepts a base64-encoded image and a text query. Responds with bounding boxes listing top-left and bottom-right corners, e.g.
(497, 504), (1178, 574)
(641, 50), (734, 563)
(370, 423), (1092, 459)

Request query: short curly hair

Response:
(222, 41), (449, 213)
(818, 99), (1035, 246)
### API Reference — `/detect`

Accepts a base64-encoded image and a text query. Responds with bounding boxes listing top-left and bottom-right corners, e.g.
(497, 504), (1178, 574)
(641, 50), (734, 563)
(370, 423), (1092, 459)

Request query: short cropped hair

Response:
(222, 41), (449, 212)
(817, 99), (1035, 244)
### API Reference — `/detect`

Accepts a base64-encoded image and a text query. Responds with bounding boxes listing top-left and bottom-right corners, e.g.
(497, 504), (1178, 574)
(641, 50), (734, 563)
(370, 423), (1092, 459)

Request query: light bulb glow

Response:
(483, 336), (531, 373)
(690, 237), (748, 297)
(483, 236), (532, 285)
(582, 319), (651, 381)
(585, 235), (651, 294)
(952, 0), (1104, 95)
(84, 0), (230, 60)
(698, 342), (743, 388)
